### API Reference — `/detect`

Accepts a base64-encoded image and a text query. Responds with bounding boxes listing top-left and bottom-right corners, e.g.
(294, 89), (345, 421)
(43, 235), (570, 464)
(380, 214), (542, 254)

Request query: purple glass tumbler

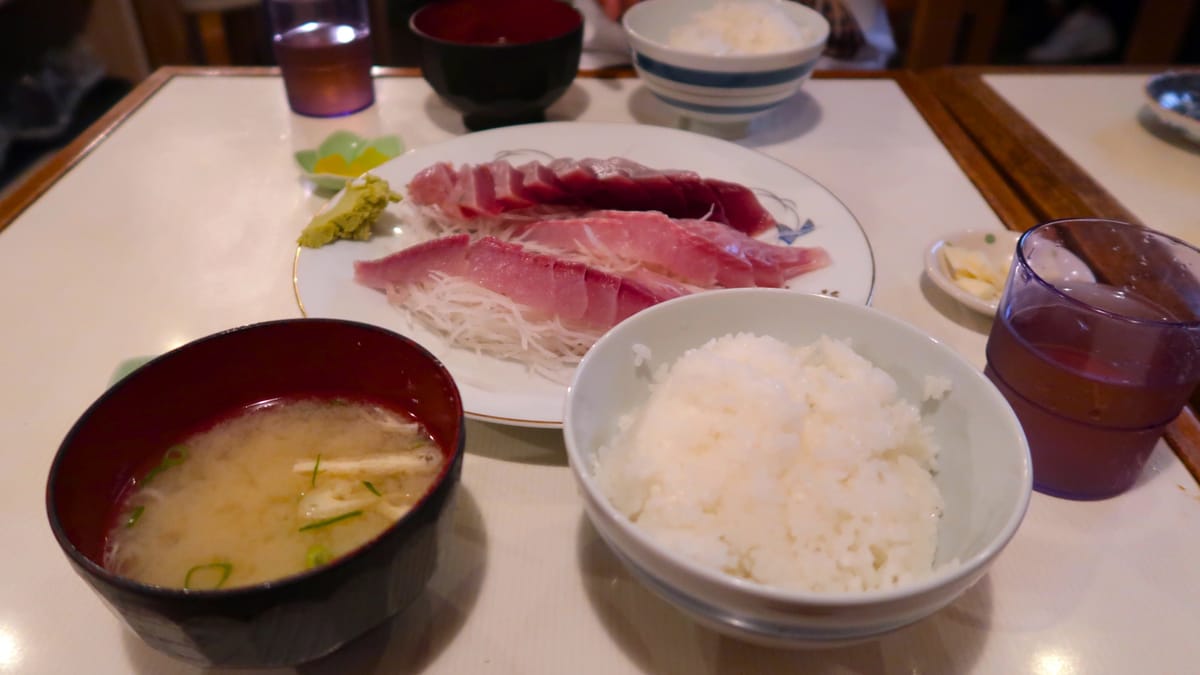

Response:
(268, 0), (375, 117)
(984, 218), (1200, 499)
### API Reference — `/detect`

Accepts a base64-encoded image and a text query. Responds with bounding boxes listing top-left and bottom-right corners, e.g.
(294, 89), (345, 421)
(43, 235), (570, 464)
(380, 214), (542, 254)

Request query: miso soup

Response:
(104, 398), (443, 590)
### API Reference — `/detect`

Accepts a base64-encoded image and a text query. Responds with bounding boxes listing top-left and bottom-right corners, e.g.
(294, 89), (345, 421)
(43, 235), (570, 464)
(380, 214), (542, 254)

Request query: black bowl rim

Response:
(45, 317), (466, 601)
(409, 0), (583, 49)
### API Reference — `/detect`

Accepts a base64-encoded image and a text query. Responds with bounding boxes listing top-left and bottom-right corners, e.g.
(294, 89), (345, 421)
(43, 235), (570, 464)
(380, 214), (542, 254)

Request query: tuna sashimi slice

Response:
(455, 165), (500, 219)
(490, 161), (534, 210)
(353, 233), (470, 290)
(704, 180), (776, 236)
(679, 219), (831, 287)
(407, 163), (456, 206)
(512, 211), (755, 288)
(354, 235), (688, 330)
(516, 161), (568, 202)
(466, 237), (686, 329)
(406, 158), (777, 236)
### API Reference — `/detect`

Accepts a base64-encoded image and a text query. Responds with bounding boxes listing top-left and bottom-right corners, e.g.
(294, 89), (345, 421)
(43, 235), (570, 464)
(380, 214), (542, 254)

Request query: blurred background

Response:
(1, 0), (1197, 196)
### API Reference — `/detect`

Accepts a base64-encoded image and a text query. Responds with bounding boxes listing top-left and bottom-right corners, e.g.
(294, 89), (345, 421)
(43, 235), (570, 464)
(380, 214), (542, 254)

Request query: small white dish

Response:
(925, 229), (1020, 316)
(1145, 71), (1200, 145)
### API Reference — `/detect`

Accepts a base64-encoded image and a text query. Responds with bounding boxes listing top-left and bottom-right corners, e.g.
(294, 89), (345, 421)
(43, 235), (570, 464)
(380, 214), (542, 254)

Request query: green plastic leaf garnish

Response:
(299, 510), (363, 532)
(184, 562), (232, 590)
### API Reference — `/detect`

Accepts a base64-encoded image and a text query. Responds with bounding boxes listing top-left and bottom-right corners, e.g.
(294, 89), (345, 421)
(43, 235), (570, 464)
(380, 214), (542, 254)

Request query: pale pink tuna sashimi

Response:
(512, 210), (830, 289)
(353, 233), (470, 290)
(510, 211), (756, 288)
(353, 235), (690, 330)
(406, 157), (777, 236)
(678, 218), (832, 287)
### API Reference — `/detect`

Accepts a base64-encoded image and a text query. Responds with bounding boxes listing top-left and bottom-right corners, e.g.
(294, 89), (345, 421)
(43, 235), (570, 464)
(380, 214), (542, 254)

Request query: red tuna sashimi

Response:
(353, 233), (470, 290)
(602, 158), (688, 214)
(407, 158), (777, 236)
(516, 161), (569, 202)
(512, 211), (755, 288)
(354, 235), (688, 330)
(491, 161), (534, 210)
(407, 163), (456, 205)
(679, 219), (831, 287)
(453, 164), (500, 218)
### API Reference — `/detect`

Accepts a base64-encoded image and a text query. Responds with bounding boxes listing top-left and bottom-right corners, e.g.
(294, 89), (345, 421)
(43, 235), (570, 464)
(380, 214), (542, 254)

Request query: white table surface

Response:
(984, 72), (1200, 244)
(2, 74), (1198, 675)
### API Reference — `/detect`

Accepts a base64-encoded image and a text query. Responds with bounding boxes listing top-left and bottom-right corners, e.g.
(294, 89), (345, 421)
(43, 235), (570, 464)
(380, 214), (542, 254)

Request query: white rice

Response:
(667, 1), (817, 56)
(594, 333), (947, 593)
(923, 375), (953, 401)
(632, 343), (652, 367)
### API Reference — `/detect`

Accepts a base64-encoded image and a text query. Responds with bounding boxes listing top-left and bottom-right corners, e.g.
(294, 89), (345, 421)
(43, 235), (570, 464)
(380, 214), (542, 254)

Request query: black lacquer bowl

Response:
(46, 319), (465, 668)
(411, 0), (583, 130)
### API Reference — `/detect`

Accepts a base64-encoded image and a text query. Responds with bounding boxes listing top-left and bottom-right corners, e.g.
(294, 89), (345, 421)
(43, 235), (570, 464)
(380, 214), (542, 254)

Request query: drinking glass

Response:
(267, 0), (375, 117)
(984, 218), (1200, 499)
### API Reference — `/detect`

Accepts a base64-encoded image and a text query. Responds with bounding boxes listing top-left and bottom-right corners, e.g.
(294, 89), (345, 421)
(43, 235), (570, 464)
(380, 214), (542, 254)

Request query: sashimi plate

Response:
(295, 122), (875, 428)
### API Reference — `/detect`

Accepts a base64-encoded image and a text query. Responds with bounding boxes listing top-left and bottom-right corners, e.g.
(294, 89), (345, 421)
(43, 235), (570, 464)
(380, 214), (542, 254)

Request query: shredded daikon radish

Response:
(395, 273), (600, 382)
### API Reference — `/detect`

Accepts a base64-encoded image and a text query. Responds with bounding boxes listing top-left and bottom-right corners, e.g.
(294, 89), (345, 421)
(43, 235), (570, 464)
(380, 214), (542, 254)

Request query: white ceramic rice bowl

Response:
(622, 0), (829, 123)
(563, 289), (1032, 647)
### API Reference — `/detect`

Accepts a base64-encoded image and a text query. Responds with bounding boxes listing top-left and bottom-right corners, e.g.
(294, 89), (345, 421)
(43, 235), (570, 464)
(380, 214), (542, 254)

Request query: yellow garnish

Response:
(313, 153), (352, 176)
(346, 147), (391, 175)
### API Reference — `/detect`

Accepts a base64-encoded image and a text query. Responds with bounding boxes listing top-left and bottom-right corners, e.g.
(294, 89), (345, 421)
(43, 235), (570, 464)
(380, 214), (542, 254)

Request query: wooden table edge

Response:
(0, 68), (174, 233)
(922, 66), (1200, 484)
(920, 68), (1142, 224)
(893, 72), (1038, 233)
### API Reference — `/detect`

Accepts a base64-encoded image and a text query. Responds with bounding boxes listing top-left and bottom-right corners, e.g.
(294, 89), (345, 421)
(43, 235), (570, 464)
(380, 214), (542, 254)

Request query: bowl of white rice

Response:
(563, 289), (1031, 646)
(622, 0), (829, 127)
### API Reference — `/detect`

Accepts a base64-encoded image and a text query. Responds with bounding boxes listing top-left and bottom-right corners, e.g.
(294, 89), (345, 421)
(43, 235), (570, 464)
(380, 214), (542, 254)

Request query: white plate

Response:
(924, 229), (1019, 316)
(295, 122), (875, 427)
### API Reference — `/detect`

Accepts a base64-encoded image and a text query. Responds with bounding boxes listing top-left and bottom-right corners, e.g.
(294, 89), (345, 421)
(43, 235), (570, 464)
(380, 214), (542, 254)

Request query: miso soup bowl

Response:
(563, 289), (1032, 647)
(46, 319), (465, 668)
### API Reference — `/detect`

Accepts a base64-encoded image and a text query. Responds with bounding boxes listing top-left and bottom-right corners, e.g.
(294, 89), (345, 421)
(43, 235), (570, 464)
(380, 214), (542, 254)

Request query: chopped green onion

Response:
(306, 544), (333, 569)
(362, 480), (381, 497)
(162, 444), (188, 466)
(299, 510), (363, 532)
(985, 233), (996, 244)
(331, 398), (349, 406)
(141, 444), (188, 486)
(310, 453), (322, 488)
(124, 505), (145, 528)
(184, 562), (232, 590)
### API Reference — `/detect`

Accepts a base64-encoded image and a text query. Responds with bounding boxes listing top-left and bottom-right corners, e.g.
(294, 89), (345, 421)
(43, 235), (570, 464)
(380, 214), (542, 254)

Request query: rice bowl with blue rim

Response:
(623, 0), (830, 123)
